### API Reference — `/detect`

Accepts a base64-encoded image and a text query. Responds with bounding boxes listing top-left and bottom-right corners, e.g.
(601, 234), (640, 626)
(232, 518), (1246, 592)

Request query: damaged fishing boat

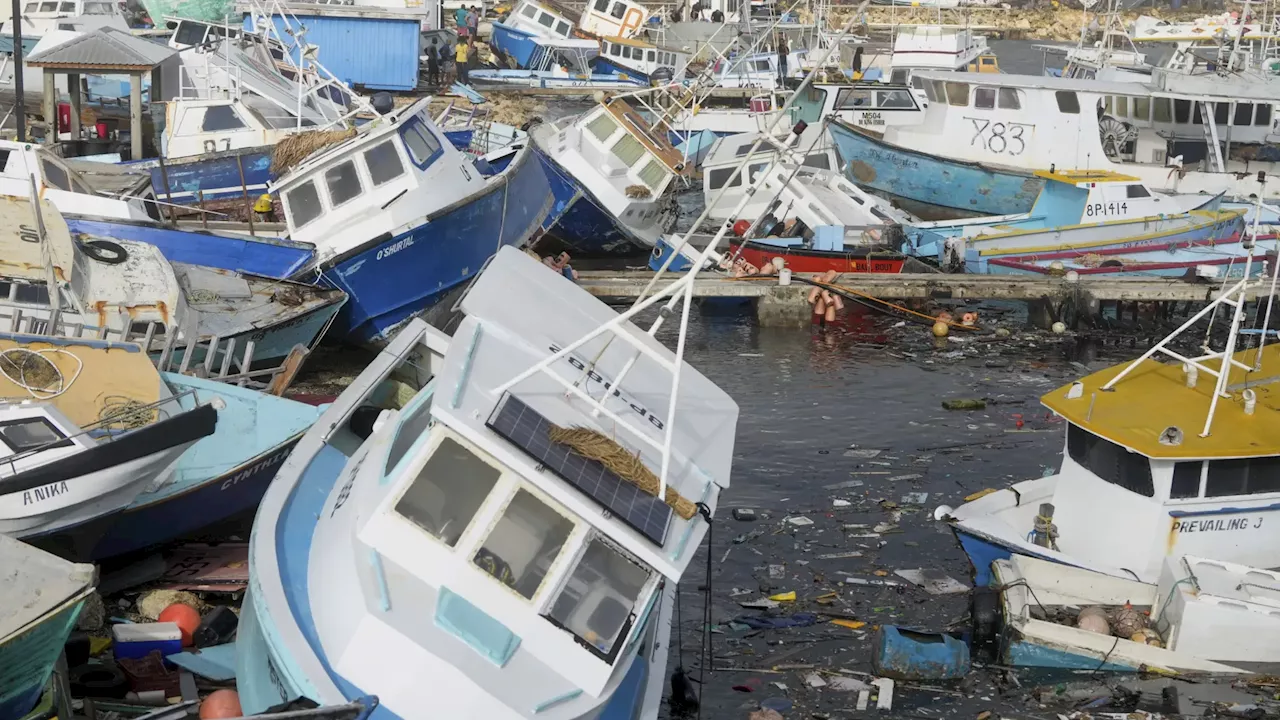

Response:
(236, 246), (739, 718)
(271, 97), (552, 344)
(0, 195), (344, 369)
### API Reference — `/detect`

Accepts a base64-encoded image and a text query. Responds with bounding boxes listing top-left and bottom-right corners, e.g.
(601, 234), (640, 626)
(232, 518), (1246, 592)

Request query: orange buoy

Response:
(732, 220), (750, 237)
(158, 603), (201, 647)
(199, 689), (242, 720)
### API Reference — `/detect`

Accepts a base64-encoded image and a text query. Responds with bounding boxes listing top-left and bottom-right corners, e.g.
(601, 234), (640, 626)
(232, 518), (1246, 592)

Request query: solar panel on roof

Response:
(487, 394), (672, 546)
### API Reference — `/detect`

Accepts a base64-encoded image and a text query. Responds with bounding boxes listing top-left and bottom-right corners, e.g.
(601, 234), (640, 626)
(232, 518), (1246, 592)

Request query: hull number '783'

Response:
(967, 118), (1031, 156)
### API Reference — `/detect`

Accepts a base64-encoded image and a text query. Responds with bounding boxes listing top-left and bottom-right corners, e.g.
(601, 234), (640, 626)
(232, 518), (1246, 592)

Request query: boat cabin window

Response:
(202, 105), (247, 132)
(1125, 184), (1150, 199)
(945, 82), (969, 107)
(707, 166), (742, 190)
(646, 50), (655, 62)
(876, 89), (914, 109)
(1132, 96), (1150, 122)
(921, 80), (938, 103)
(401, 120), (442, 168)
(0, 417), (66, 455)
(974, 87), (995, 109)
(608, 43), (619, 56)
(593, 0), (607, 10)
(1234, 103), (1254, 126)
(586, 113), (618, 143)
(537, 11), (555, 28)
(84, 1), (112, 11)
(890, 69), (909, 85)
(174, 21), (209, 46)
(835, 88), (872, 108)
(41, 159), (71, 191)
(38, 2), (54, 10)
(997, 88), (1020, 110)
(1203, 457), (1280, 498)
(395, 436), (501, 547)
(363, 141), (405, 187)
(1056, 91), (1080, 114)
(286, 181), (324, 228)
(803, 153), (829, 169)
(324, 160), (363, 209)
(1154, 98), (1173, 123)
(385, 400), (432, 474)
(610, 1), (625, 18)
(1174, 99), (1191, 124)
(58, 1), (72, 10)
(637, 158), (667, 189)
(473, 488), (574, 599)
(521, 3), (537, 17)
(930, 80), (947, 104)
(23, 2), (35, 10)
(610, 134), (645, 167)
(556, 20), (571, 36)
(1257, 104), (1272, 127)
(1171, 461), (1203, 499)
(1066, 424), (1153, 497)
(546, 536), (653, 662)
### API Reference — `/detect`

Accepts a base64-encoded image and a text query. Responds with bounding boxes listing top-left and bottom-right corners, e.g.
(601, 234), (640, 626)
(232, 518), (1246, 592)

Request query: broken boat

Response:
(236, 246), (739, 718)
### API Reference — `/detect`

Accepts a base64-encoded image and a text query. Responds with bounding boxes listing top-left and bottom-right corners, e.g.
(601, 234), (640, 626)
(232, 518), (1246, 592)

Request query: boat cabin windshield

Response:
(0, 414), (68, 458)
(1067, 424), (1154, 497)
(389, 427), (658, 665)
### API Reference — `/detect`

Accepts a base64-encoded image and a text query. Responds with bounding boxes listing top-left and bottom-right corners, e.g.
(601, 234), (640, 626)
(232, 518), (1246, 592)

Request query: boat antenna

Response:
(493, 0), (874, 498)
(1100, 174), (1267, 437)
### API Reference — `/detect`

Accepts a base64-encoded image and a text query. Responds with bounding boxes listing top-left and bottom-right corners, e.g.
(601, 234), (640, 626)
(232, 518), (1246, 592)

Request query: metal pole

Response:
(10, 0), (24, 142)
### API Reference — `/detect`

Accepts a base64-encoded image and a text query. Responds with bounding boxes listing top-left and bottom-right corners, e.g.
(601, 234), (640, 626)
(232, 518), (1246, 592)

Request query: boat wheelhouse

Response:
(885, 25), (994, 85)
(789, 81), (924, 134)
(579, 0), (649, 38)
(828, 71), (1280, 217)
(490, 0), (579, 68)
(531, 96), (687, 255)
(595, 36), (687, 82)
(236, 247), (739, 718)
(273, 97), (554, 343)
(701, 128), (838, 221)
(5, 0), (127, 39)
(943, 256), (1280, 584)
(0, 140), (152, 221)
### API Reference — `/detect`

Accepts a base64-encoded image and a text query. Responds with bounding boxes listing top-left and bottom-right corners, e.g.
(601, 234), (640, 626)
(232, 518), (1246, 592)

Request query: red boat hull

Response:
(731, 240), (906, 274)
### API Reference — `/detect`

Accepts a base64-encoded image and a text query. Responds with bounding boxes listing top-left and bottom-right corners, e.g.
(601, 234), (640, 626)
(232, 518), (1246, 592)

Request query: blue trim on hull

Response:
(828, 120), (1043, 216)
(533, 147), (649, 258)
(0, 598), (84, 720)
(65, 217), (311, 279)
(1004, 640), (1137, 672)
(489, 22), (538, 68)
(318, 145), (554, 344)
(591, 57), (651, 83)
(143, 148), (274, 204)
(954, 528), (1013, 586)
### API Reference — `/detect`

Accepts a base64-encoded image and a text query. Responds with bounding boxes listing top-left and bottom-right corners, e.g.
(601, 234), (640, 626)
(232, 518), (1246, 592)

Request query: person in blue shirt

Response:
(455, 6), (469, 37)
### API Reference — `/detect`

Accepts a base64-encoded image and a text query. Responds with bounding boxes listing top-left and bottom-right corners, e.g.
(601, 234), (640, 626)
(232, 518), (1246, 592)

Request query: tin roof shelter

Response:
(26, 27), (178, 160)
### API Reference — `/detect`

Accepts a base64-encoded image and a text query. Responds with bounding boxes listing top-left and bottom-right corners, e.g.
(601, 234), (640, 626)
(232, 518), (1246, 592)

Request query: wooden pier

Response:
(577, 271), (1266, 327)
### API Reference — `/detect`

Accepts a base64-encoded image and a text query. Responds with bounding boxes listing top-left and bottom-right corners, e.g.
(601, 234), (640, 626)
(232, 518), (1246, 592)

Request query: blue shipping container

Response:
(246, 15), (421, 91)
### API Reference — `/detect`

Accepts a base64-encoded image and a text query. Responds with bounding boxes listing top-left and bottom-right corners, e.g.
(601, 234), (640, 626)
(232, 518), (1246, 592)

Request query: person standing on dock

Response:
(426, 38), (441, 86)
(468, 6), (480, 40)
(455, 5), (469, 38)
(456, 39), (471, 84)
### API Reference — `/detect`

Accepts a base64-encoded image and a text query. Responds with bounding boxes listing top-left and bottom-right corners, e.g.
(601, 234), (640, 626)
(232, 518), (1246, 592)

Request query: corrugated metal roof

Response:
(246, 14), (420, 91)
(26, 27), (177, 68)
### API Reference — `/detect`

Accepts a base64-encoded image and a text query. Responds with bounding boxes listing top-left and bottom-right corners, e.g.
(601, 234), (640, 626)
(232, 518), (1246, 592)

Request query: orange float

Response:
(158, 603), (201, 647)
(199, 689), (242, 720)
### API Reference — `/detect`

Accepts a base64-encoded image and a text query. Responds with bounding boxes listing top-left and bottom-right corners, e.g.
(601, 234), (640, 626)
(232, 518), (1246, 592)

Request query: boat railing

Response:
(0, 308), (308, 395)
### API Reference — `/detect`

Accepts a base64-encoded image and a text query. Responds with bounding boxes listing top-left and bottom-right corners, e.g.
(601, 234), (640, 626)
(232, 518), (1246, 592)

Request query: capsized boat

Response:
(0, 533), (95, 720)
(530, 95), (688, 256)
(236, 246), (739, 718)
(0, 195), (344, 369)
(0, 334), (217, 549)
(271, 97), (553, 344)
(940, 241), (1280, 585)
(902, 170), (1246, 272)
(988, 553), (1280, 673)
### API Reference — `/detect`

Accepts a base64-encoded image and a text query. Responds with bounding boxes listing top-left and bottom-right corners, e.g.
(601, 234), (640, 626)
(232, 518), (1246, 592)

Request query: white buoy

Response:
(1065, 270), (1079, 284)
(933, 505), (954, 521)
(1051, 321), (1066, 334)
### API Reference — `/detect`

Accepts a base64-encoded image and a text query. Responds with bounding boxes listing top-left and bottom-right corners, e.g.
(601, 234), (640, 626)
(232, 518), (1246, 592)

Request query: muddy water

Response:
(644, 303), (1169, 719)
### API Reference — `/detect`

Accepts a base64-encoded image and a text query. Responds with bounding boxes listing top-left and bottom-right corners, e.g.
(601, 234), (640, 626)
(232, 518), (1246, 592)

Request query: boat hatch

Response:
(0, 410), (72, 460)
(380, 423), (659, 667)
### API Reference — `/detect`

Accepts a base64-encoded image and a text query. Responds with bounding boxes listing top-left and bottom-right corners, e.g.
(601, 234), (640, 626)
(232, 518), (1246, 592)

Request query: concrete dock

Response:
(577, 271), (1265, 327)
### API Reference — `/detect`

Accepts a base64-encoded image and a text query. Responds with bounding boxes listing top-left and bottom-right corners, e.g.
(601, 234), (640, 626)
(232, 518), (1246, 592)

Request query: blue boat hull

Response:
(489, 21), (538, 68)
(0, 597), (85, 720)
(591, 56), (651, 83)
(534, 147), (650, 258)
(66, 216), (312, 279)
(828, 120), (1044, 217)
(141, 147), (274, 205)
(318, 144), (554, 344)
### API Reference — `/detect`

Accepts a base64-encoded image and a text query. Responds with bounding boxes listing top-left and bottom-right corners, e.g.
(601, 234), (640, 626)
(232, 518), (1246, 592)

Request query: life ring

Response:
(81, 239), (128, 264)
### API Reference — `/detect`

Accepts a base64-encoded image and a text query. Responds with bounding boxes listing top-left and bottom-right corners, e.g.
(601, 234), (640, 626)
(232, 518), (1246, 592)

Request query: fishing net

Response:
(139, 0), (234, 25)
(548, 425), (698, 520)
(270, 128), (357, 174)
